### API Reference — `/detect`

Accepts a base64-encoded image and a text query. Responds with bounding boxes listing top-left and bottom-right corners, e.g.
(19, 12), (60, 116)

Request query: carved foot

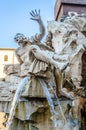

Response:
(59, 88), (74, 100)
(67, 91), (74, 100)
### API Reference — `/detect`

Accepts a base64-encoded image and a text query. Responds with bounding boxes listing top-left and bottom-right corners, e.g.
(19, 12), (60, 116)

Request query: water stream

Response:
(6, 77), (29, 130)
(38, 78), (66, 127)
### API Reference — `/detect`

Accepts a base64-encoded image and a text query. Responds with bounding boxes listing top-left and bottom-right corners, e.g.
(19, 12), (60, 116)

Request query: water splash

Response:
(38, 78), (66, 127)
(6, 77), (29, 130)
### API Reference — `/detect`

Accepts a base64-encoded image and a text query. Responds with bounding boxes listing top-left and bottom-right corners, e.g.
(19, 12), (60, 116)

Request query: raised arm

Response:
(30, 9), (45, 42)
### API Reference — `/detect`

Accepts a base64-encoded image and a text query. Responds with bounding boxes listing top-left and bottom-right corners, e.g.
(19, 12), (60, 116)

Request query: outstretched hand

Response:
(30, 9), (41, 22)
(29, 9), (45, 42)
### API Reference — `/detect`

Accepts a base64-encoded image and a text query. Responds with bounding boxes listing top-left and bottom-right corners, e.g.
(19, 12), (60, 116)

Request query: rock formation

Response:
(0, 11), (86, 130)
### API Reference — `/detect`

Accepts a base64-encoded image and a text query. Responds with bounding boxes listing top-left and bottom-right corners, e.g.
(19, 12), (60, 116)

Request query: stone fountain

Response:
(0, 10), (86, 130)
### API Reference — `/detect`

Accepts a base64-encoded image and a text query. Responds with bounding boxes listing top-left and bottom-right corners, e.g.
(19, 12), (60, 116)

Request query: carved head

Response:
(14, 33), (28, 47)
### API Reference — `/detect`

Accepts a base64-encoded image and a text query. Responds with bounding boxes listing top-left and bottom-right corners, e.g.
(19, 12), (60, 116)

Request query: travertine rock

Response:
(0, 99), (78, 130)
(47, 15), (86, 89)
(5, 74), (22, 84)
(0, 81), (16, 101)
(4, 64), (20, 75)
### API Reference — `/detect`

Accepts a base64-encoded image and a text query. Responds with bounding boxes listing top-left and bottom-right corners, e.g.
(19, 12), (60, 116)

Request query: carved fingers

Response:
(30, 9), (41, 22)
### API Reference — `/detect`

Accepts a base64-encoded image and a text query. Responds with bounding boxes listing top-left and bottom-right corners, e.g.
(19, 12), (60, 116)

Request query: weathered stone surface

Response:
(4, 64), (20, 75)
(1, 99), (78, 130)
(5, 74), (22, 84)
(47, 15), (86, 89)
(0, 75), (23, 101)
(0, 81), (17, 101)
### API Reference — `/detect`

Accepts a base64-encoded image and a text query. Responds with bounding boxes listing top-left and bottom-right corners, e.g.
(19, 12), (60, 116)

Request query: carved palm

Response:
(30, 9), (41, 22)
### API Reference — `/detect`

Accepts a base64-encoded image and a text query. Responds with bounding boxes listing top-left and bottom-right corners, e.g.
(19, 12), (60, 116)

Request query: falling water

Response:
(6, 77), (29, 130)
(38, 78), (66, 127)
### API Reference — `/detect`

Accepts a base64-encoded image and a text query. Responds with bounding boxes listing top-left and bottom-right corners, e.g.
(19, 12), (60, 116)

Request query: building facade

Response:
(54, 0), (86, 20)
(0, 48), (19, 78)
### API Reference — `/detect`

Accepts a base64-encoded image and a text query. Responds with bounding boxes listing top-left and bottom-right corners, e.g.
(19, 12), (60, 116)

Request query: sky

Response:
(0, 0), (55, 48)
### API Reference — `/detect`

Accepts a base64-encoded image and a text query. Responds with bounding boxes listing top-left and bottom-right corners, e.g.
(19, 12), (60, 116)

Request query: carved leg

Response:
(54, 68), (74, 100)
(28, 45), (68, 71)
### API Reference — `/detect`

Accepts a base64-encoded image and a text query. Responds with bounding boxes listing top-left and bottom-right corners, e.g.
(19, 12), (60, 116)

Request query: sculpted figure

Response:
(14, 10), (74, 99)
